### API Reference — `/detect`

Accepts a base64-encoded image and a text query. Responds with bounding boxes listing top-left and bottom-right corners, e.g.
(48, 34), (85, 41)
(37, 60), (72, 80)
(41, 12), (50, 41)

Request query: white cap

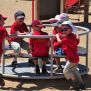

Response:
(16, 15), (25, 19)
(62, 20), (77, 33)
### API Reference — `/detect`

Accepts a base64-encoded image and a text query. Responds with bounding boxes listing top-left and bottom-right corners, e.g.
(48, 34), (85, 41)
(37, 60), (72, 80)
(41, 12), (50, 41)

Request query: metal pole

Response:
(50, 38), (54, 77)
(60, 0), (64, 13)
(32, 0), (34, 20)
(86, 33), (89, 73)
(84, 0), (89, 23)
(2, 39), (5, 74)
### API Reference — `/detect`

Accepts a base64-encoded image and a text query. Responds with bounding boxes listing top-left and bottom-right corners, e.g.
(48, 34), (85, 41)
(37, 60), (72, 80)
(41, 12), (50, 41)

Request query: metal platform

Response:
(0, 61), (88, 79)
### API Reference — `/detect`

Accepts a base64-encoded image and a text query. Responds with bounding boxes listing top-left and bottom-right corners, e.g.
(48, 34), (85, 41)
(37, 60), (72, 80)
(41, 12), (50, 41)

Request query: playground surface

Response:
(0, 0), (91, 90)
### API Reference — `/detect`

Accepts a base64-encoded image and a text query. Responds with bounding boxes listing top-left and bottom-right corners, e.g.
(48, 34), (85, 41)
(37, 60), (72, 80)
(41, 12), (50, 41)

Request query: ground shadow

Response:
(0, 74), (91, 90)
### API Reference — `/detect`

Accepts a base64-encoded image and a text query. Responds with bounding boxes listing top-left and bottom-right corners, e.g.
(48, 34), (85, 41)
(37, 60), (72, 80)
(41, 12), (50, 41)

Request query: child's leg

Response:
(53, 58), (63, 73)
(63, 61), (85, 89)
(11, 42), (21, 67)
(42, 57), (47, 74)
(0, 73), (5, 86)
(34, 58), (40, 74)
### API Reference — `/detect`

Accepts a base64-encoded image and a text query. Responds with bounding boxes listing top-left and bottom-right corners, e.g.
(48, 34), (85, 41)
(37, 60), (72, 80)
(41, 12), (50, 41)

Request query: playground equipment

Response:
(0, 25), (90, 79)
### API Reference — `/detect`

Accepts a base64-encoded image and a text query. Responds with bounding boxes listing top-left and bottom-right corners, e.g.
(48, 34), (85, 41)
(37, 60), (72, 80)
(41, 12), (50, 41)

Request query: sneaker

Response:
(35, 65), (40, 74)
(28, 59), (34, 66)
(0, 74), (5, 87)
(12, 61), (17, 67)
(53, 65), (63, 73)
(79, 83), (86, 90)
(42, 65), (47, 74)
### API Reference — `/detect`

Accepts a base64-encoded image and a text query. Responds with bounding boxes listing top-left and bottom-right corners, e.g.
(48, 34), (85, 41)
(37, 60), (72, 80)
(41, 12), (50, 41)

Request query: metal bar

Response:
(50, 37), (54, 77)
(86, 33), (89, 73)
(2, 39), (5, 74)
(17, 35), (55, 38)
(32, 0), (34, 20)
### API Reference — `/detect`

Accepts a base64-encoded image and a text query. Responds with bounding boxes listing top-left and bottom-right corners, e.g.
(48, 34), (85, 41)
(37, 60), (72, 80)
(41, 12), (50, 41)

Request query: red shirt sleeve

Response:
(0, 27), (8, 38)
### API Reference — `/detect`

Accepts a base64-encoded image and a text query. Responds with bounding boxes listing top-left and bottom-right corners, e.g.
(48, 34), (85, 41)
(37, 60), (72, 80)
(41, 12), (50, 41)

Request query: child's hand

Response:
(76, 33), (80, 39)
(10, 33), (17, 37)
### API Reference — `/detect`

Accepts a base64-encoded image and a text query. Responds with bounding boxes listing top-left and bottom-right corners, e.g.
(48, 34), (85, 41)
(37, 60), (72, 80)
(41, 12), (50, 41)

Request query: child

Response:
(29, 20), (50, 74)
(54, 20), (86, 90)
(0, 14), (10, 86)
(50, 13), (69, 73)
(9, 11), (30, 67)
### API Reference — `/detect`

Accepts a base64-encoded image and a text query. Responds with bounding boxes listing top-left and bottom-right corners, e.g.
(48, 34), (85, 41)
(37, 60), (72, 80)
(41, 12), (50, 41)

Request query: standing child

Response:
(0, 14), (9, 86)
(54, 20), (86, 90)
(29, 20), (50, 74)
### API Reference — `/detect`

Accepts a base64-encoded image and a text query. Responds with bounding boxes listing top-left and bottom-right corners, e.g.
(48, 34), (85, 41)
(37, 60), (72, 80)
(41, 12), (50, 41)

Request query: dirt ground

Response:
(0, 0), (91, 91)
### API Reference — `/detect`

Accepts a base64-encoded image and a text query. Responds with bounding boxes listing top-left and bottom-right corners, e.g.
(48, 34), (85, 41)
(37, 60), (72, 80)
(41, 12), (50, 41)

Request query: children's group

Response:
(0, 11), (86, 90)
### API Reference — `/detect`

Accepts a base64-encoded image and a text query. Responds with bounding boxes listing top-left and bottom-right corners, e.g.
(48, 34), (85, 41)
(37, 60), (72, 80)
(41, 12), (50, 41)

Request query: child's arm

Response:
(76, 33), (80, 44)
(56, 33), (62, 42)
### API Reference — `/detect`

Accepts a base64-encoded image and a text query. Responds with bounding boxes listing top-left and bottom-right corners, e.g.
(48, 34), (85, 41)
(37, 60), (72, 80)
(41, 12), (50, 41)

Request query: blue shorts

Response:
(55, 48), (64, 55)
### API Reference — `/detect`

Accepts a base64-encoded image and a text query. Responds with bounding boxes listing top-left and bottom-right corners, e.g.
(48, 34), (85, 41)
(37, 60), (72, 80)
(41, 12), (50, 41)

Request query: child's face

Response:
(0, 18), (5, 26)
(15, 18), (24, 24)
(61, 25), (72, 36)
(32, 25), (41, 31)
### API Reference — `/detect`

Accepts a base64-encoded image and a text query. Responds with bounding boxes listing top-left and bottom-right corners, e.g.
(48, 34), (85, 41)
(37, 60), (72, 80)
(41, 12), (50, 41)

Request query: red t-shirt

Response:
(53, 33), (79, 63)
(29, 30), (50, 57)
(0, 26), (8, 54)
(9, 22), (28, 42)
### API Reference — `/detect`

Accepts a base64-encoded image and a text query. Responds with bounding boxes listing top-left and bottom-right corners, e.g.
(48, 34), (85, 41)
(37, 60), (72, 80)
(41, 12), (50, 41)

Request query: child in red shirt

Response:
(29, 20), (50, 74)
(54, 20), (85, 90)
(9, 11), (30, 67)
(0, 14), (9, 63)
(0, 14), (10, 86)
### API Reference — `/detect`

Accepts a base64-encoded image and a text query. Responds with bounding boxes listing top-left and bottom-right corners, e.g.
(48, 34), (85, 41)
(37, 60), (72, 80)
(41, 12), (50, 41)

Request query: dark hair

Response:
(14, 11), (25, 19)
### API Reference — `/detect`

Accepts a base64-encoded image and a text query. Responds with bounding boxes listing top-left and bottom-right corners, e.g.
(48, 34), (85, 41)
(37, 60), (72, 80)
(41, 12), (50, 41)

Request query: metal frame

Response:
(1, 25), (90, 79)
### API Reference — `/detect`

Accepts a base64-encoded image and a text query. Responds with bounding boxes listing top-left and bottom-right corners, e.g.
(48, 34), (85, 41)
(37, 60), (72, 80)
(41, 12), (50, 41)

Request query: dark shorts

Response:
(33, 56), (49, 61)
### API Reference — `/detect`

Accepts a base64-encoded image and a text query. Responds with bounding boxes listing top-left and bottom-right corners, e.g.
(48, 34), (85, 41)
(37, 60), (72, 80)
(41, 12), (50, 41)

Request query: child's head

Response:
(61, 20), (75, 36)
(14, 11), (25, 24)
(61, 24), (72, 36)
(0, 14), (7, 26)
(31, 19), (45, 31)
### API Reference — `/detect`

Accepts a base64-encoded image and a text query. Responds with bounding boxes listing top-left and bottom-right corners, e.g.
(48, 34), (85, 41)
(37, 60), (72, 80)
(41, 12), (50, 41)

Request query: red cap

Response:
(31, 20), (45, 28)
(0, 14), (7, 20)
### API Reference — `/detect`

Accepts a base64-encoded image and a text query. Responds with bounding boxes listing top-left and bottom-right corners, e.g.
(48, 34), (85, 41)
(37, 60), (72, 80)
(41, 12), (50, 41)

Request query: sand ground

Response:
(0, 0), (91, 91)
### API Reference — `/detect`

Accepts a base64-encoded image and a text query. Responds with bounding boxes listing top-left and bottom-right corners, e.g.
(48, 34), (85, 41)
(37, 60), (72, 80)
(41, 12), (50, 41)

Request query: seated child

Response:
(54, 20), (86, 90)
(9, 11), (30, 67)
(29, 20), (50, 74)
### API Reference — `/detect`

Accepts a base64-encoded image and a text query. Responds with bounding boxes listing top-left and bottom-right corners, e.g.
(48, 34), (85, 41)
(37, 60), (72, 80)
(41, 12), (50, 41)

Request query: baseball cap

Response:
(0, 14), (7, 20)
(49, 13), (69, 23)
(61, 20), (77, 33)
(14, 11), (25, 19)
(31, 19), (45, 28)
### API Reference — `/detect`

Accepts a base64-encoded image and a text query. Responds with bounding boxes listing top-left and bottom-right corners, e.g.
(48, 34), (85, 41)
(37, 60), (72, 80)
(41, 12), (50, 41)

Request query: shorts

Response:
(63, 61), (81, 80)
(11, 40), (29, 54)
(55, 48), (64, 55)
(34, 56), (49, 61)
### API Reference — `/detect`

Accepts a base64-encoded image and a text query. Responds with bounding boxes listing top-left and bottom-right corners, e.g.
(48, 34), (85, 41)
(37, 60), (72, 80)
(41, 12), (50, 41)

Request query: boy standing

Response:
(9, 11), (30, 67)
(53, 20), (86, 90)
(29, 20), (50, 74)
(0, 14), (9, 86)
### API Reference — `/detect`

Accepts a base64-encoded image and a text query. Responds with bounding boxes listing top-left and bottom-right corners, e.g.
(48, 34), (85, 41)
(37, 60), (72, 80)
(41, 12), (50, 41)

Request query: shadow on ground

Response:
(0, 74), (91, 90)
